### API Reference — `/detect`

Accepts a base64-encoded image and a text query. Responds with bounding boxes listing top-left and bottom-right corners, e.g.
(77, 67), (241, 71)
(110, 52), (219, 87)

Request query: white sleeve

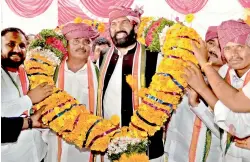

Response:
(190, 100), (220, 138)
(214, 100), (250, 138)
(242, 82), (250, 99)
(1, 95), (33, 117)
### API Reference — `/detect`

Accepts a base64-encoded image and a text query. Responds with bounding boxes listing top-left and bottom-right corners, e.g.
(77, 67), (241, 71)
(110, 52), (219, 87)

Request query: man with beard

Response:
(1, 27), (53, 162)
(45, 22), (99, 162)
(164, 26), (224, 162)
(92, 37), (111, 67)
(97, 6), (164, 162)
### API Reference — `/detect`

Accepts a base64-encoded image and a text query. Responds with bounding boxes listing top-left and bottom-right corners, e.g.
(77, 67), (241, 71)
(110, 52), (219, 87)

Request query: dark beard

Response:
(1, 53), (25, 68)
(111, 28), (137, 48)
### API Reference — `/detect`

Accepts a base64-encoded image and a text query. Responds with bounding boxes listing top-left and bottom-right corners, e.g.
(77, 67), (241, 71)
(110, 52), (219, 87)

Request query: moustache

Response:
(208, 50), (218, 58)
(115, 31), (128, 37)
(229, 57), (243, 62)
(9, 52), (23, 58)
(76, 48), (87, 52)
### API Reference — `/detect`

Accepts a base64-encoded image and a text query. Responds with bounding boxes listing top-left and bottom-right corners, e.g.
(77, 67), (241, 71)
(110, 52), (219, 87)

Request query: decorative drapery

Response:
(239, 0), (250, 8)
(80, 0), (134, 18)
(5, 0), (53, 18)
(58, 0), (89, 25)
(58, 0), (134, 25)
(165, 0), (208, 14)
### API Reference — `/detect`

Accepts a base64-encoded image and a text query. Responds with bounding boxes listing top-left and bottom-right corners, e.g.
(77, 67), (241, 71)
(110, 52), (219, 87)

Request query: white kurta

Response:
(1, 68), (47, 162)
(102, 49), (163, 162)
(214, 65), (250, 162)
(45, 62), (98, 162)
(164, 95), (222, 162)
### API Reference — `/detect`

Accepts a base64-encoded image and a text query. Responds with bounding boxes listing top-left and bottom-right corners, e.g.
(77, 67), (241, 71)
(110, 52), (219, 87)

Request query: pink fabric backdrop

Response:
(238, 0), (250, 7)
(5, 0), (53, 18)
(80, 0), (134, 18)
(58, 0), (89, 25)
(58, 0), (134, 38)
(165, 0), (208, 14)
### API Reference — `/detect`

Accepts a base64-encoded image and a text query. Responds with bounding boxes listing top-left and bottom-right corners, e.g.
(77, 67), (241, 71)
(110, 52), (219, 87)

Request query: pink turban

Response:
(218, 20), (250, 50)
(62, 23), (99, 40)
(205, 26), (218, 41)
(108, 6), (144, 24)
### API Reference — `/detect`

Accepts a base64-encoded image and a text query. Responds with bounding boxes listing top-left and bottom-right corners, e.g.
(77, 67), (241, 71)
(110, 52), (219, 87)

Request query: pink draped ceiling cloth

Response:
(165, 0), (208, 14)
(58, 0), (134, 38)
(58, 0), (134, 25)
(238, 0), (250, 8)
(79, 0), (134, 18)
(5, 0), (53, 18)
(58, 0), (89, 25)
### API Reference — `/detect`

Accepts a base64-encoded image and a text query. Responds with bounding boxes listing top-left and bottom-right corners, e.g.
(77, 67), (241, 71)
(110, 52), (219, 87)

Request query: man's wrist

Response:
(27, 117), (33, 129)
(22, 118), (29, 130)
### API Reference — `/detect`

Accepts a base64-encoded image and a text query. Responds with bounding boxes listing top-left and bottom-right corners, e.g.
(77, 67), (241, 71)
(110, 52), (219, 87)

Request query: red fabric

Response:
(165, 0), (208, 14)
(238, 0), (250, 8)
(218, 20), (250, 50)
(5, 0), (53, 18)
(62, 23), (99, 40)
(205, 26), (218, 41)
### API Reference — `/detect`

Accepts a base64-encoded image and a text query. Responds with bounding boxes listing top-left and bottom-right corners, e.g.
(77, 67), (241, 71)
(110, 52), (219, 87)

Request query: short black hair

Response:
(1, 27), (27, 40)
(92, 37), (111, 52)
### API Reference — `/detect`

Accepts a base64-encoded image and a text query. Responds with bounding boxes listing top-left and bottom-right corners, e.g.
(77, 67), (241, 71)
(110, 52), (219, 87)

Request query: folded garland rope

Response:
(127, 23), (200, 137)
(25, 29), (120, 151)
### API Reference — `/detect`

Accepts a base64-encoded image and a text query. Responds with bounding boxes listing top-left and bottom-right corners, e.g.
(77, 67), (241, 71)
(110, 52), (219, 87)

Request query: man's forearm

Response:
(203, 65), (238, 107)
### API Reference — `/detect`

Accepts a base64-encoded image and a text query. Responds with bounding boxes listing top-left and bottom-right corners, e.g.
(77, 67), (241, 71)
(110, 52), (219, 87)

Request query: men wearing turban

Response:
(45, 22), (99, 162)
(164, 26), (224, 162)
(183, 20), (250, 161)
(97, 6), (164, 162)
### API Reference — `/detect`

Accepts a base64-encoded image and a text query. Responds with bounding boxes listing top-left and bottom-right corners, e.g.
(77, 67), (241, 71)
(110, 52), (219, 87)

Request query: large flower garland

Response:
(25, 29), (120, 151)
(24, 17), (201, 162)
(127, 21), (200, 138)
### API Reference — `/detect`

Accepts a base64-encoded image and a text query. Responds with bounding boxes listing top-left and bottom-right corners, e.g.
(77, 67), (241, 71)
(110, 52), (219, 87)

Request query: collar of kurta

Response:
(114, 43), (137, 56)
(64, 59), (88, 73)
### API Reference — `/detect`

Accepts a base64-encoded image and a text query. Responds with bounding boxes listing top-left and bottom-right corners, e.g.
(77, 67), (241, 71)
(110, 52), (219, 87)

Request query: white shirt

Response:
(1, 68), (47, 162)
(214, 64), (250, 162)
(45, 61), (98, 162)
(102, 49), (163, 162)
(164, 95), (221, 162)
(103, 49), (162, 123)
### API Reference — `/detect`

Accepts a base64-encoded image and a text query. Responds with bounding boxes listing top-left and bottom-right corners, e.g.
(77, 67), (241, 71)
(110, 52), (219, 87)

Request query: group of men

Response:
(1, 5), (250, 162)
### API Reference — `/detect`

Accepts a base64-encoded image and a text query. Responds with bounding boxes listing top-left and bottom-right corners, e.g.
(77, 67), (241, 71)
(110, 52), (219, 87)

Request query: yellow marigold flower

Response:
(74, 17), (83, 23)
(185, 14), (195, 23)
(118, 153), (149, 162)
(110, 115), (120, 126)
(82, 19), (92, 26)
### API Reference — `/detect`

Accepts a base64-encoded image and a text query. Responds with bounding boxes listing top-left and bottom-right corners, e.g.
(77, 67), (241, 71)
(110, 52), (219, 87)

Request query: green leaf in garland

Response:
(148, 19), (174, 52)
